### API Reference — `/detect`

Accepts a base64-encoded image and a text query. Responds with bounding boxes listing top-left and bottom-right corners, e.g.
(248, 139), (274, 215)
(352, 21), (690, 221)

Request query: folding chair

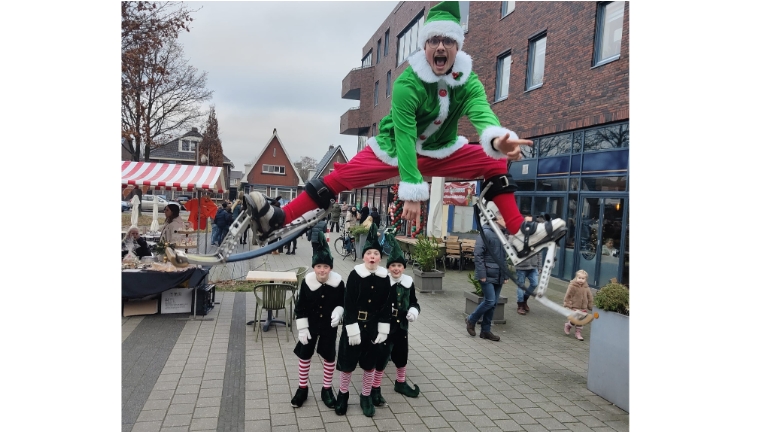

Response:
(253, 282), (294, 342)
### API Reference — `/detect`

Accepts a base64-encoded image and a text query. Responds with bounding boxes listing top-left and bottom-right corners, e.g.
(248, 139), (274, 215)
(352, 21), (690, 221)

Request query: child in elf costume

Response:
(335, 223), (392, 417)
(245, 0), (565, 260)
(563, 270), (594, 341)
(370, 233), (421, 407)
(291, 235), (345, 409)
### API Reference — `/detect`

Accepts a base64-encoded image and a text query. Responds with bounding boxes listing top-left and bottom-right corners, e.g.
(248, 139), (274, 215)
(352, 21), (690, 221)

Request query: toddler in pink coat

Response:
(562, 270), (594, 341)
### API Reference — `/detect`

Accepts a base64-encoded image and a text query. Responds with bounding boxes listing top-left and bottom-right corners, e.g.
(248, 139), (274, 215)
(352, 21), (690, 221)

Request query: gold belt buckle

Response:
(357, 311), (368, 321)
(392, 308), (399, 317)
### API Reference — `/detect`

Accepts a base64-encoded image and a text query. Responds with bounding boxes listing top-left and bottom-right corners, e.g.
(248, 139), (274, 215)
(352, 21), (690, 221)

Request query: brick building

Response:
(339, 1), (629, 286)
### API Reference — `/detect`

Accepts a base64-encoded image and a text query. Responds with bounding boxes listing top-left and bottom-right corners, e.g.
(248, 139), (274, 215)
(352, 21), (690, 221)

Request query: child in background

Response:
(563, 270), (594, 341)
(291, 236), (345, 409)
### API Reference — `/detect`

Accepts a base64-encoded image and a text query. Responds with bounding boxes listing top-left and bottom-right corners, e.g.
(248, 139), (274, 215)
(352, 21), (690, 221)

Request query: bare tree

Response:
(293, 156), (317, 183)
(122, 1), (211, 161)
(199, 106), (223, 167)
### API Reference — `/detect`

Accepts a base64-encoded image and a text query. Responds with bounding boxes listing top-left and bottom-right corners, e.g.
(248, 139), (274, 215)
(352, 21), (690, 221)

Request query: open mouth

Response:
(434, 55), (447, 67)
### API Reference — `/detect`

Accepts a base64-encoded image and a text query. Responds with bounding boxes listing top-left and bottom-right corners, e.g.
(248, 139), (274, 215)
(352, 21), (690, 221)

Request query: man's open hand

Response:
(493, 133), (533, 161)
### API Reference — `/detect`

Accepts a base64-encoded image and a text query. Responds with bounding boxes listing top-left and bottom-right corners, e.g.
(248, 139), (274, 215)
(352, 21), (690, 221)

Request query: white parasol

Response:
(130, 195), (141, 227)
(150, 195), (160, 232)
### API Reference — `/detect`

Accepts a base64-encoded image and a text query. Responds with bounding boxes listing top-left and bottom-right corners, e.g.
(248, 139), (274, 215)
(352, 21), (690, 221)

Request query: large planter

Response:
(413, 268), (444, 293)
(463, 291), (508, 324)
(355, 234), (366, 259)
(587, 308), (629, 412)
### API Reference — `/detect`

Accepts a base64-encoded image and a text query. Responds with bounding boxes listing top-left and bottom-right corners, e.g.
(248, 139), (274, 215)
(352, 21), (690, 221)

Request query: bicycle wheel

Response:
(334, 237), (347, 257)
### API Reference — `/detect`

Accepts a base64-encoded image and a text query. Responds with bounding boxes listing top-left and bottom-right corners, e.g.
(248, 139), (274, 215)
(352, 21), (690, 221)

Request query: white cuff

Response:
(346, 322), (361, 337)
(296, 318), (309, 330)
(480, 126), (518, 159)
(398, 181), (430, 201)
(378, 322), (390, 335)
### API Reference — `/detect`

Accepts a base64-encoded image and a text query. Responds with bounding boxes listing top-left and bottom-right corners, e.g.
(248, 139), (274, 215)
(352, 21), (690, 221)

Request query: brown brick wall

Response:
(247, 136), (300, 186)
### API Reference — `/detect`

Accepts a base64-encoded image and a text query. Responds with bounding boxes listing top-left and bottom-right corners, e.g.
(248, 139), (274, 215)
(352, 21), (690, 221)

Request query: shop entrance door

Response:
(575, 196), (627, 287)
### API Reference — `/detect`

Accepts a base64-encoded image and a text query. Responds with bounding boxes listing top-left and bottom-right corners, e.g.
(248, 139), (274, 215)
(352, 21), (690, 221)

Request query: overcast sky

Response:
(176, 1), (400, 173)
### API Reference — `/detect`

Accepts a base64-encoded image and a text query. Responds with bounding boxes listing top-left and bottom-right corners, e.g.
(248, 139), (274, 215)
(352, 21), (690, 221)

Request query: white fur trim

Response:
(409, 50), (472, 87)
(418, 136), (467, 159)
(418, 20), (465, 51)
(346, 322), (361, 336)
(326, 271), (342, 287)
(367, 136), (398, 167)
(480, 126), (518, 159)
(305, 272), (321, 290)
(398, 181), (430, 202)
(413, 81), (450, 149)
(378, 322), (391, 335)
(296, 318), (309, 330)
(408, 50), (440, 83)
(401, 274), (414, 288)
(354, 264), (388, 278)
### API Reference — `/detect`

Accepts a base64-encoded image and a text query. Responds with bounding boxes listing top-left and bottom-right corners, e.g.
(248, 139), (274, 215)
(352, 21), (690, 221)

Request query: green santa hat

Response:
(311, 233), (334, 268)
(386, 233), (406, 268)
(362, 223), (382, 255)
(418, 1), (465, 51)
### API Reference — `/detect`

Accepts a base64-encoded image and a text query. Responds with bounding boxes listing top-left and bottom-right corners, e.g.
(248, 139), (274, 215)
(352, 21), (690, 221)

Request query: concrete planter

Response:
(355, 234), (366, 259)
(587, 308), (629, 412)
(463, 291), (508, 324)
(413, 268), (445, 293)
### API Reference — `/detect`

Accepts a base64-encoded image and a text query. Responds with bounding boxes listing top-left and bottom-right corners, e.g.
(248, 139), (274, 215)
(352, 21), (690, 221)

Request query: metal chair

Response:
(253, 282), (294, 342)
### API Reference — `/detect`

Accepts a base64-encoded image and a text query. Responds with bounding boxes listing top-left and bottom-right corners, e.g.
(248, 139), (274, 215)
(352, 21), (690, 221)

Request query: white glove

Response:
(373, 322), (390, 344)
(330, 306), (344, 328)
(406, 307), (419, 322)
(298, 327), (311, 345)
(373, 332), (388, 344)
(346, 322), (361, 346)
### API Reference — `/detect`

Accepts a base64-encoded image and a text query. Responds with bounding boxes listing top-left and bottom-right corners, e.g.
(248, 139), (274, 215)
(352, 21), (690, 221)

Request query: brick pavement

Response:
(123, 230), (629, 431)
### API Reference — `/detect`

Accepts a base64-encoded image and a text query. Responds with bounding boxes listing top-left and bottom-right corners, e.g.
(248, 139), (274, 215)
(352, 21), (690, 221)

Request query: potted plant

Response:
(411, 234), (445, 293)
(462, 272), (509, 324)
(587, 281), (629, 412)
(349, 224), (370, 258)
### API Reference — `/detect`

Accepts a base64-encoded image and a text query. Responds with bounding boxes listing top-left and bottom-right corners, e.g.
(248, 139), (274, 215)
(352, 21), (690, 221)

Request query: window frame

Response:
(376, 39), (381, 64)
(501, 1), (515, 18)
(180, 139), (196, 153)
(384, 29), (390, 56)
(262, 164), (286, 175)
(362, 49), (372, 68)
(593, 1), (625, 67)
(459, 1), (469, 32)
(386, 70), (392, 97)
(397, 12), (425, 66)
(495, 52), (511, 101)
(526, 32), (547, 91)
(374, 81), (379, 106)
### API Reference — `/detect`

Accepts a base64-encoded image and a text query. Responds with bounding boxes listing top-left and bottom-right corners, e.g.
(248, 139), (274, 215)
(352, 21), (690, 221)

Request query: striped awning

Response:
(121, 161), (226, 192)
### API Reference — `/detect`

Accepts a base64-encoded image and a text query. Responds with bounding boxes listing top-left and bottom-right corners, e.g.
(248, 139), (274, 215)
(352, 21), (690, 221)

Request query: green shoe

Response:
(320, 387), (336, 409)
(394, 381), (420, 398)
(371, 386), (387, 406)
(335, 391), (349, 416)
(360, 394), (375, 417)
(290, 387), (308, 408)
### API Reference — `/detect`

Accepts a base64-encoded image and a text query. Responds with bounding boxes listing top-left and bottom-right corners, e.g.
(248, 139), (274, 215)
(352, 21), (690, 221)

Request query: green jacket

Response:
(388, 274), (420, 331)
(368, 49), (516, 202)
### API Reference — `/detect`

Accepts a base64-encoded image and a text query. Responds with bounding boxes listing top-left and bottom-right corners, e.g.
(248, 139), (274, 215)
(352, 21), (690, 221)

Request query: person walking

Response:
(308, 217), (328, 254)
(329, 201), (342, 233)
(563, 270), (594, 341)
(466, 202), (509, 342)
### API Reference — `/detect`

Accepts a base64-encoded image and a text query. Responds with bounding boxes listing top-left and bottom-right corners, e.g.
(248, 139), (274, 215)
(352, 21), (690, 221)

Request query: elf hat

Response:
(418, 1), (465, 51)
(311, 233), (334, 268)
(386, 233), (406, 268)
(362, 223), (383, 255)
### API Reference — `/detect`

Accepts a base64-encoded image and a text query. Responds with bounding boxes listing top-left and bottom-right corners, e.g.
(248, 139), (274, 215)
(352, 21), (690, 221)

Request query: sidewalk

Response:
(122, 230), (629, 432)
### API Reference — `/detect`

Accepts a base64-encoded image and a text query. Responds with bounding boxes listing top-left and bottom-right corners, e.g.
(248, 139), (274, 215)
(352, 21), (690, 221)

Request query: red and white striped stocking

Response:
(372, 369), (384, 388)
(298, 359), (311, 388)
(322, 359), (335, 389)
(339, 371), (352, 393)
(361, 369), (374, 396)
(396, 366), (407, 383)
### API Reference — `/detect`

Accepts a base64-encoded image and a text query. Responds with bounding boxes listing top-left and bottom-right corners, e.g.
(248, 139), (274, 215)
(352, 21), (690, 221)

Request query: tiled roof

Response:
(312, 145), (348, 180)
(150, 128), (233, 166)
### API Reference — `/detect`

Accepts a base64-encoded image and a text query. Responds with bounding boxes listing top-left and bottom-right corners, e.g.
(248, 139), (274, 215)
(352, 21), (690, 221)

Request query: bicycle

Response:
(334, 229), (357, 261)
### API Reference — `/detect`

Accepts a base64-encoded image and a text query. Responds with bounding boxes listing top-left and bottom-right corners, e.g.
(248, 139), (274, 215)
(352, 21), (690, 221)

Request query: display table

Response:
(122, 267), (209, 299)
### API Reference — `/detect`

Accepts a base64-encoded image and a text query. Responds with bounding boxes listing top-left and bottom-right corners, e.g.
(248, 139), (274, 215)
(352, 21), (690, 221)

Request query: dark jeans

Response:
(468, 281), (503, 333)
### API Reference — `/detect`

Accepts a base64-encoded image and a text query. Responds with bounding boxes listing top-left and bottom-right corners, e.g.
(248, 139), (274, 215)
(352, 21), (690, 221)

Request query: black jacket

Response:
(214, 208), (232, 229)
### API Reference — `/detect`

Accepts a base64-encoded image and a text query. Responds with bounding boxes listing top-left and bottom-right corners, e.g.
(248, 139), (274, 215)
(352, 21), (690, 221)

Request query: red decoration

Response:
(434, 120), (442, 125)
(419, 135), (426, 140)
(438, 89), (447, 97)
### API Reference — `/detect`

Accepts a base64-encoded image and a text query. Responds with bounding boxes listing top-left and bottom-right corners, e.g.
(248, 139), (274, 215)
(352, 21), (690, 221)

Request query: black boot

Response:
(245, 192), (286, 242)
(290, 387), (308, 408)
(394, 381), (420, 398)
(360, 394), (375, 417)
(523, 295), (530, 312)
(320, 387), (336, 409)
(371, 386), (387, 406)
(517, 302), (527, 315)
(334, 391), (349, 415)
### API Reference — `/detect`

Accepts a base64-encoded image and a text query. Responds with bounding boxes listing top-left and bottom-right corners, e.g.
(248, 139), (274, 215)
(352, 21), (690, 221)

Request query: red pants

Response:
(286, 145), (524, 233)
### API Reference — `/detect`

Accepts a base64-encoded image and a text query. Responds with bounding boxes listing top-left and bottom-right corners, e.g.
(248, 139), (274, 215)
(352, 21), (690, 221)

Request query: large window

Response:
(386, 70), (391, 97)
(583, 123), (628, 152)
(495, 53), (511, 101)
(362, 50), (372, 68)
(376, 39), (381, 64)
(459, 1), (469, 32)
(397, 14), (424, 65)
(180, 139), (196, 152)
(594, 2), (625, 66)
(539, 132), (572, 158)
(262, 164), (285, 174)
(526, 122), (628, 159)
(384, 30), (390, 56)
(374, 81), (379, 106)
(501, 1), (515, 17)
(526, 33), (547, 90)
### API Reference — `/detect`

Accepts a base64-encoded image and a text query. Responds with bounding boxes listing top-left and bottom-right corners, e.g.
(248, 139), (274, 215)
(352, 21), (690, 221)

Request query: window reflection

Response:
(581, 176), (627, 192)
(521, 140), (535, 159)
(536, 178), (567, 191)
(584, 124), (627, 152)
(539, 133), (571, 158)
